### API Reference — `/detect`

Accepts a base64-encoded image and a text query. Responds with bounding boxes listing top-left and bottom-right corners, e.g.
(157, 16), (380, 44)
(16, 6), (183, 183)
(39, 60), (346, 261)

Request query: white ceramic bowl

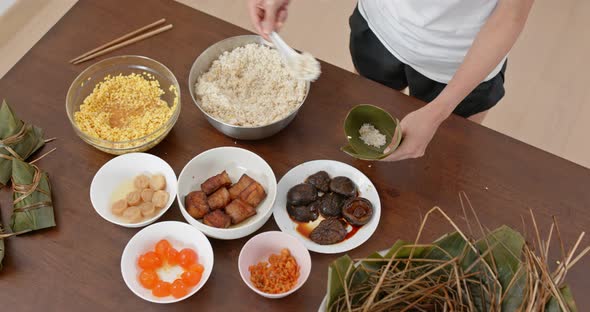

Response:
(238, 231), (311, 299)
(273, 160), (381, 254)
(121, 221), (214, 303)
(90, 153), (177, 228)
(177, 147), (277, 239)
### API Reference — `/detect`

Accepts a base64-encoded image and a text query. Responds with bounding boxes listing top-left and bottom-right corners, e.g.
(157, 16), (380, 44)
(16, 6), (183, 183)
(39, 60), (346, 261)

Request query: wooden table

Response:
(0, 0), (588, 310)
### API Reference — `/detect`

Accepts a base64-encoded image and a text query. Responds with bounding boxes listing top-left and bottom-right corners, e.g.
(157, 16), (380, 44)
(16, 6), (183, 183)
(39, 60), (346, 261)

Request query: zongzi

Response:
(0, 100), (45, 188)
(0, 224), (4, 270)
(10, 158), (55, 233)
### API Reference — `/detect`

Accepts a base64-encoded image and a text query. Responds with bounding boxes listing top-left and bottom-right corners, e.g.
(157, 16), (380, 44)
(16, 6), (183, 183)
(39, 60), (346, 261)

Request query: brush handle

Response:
(269, 32), (297, 59)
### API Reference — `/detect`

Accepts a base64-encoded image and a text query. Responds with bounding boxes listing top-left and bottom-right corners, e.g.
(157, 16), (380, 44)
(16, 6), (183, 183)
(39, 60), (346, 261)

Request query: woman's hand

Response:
(247, 0), (290, 40)
(383, 105), (447, 161)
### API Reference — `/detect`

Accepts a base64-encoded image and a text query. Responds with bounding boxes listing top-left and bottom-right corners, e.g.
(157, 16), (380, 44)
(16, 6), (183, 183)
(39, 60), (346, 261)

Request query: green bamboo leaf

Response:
(0, 100), (23, 138)
(384, 240), (407, 259)
(359, 251), (385, 272)
(0, 100), (45, 187)
(0, 232), (4, 271)
(481, 226), (525, 312)
(342, 105), (402, 160)
(10, 159), (55, 233)
(546, 285), (578, 312)
(459, 226), (525, 311)
(341, 144), (383, 160)
(327, 255), (354, 310)
(424, 231), (468, 260)
(0, 207), (6, 271)
(324, 214), (583, 311)
(384, 240), (427, 259)
(327, 254), (372, 311)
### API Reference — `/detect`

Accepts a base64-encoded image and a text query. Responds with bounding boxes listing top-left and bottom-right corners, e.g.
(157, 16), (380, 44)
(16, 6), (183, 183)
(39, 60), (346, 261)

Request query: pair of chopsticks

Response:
(69, 18), (173, 65)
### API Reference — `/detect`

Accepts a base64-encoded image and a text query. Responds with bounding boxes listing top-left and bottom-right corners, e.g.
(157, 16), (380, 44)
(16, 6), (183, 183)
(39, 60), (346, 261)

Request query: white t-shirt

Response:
(358, 0), (507, 83)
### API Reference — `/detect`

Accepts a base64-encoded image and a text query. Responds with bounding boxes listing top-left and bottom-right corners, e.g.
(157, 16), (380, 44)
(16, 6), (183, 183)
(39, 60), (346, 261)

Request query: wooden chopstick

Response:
(72, 24), (173, 65)
(69, 18), (166, 63)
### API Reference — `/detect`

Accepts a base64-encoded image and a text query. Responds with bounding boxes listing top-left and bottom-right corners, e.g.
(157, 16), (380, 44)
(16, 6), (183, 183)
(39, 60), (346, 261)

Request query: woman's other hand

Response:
(247, 0), (290, 40)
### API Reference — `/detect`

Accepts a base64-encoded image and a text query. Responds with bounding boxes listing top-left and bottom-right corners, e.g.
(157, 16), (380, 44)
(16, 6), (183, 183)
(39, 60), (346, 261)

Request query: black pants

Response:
(349, 7), (506, 118)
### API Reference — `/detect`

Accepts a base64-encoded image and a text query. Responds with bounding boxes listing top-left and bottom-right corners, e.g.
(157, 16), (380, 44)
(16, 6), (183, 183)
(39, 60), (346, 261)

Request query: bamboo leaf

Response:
(0, 231), (4, 271)
(459, 225), (525, 311)
(10, 159), (55, 233)
(341, 144), (382, 160)
(425, 231), (468, 260)
(342, 105), (402, 160)
(384, 240), (427, 259)
(324, 207), (584, 312)
(0, 201), (6, 271)
(359, 251), (385, 272)
(0, 100), (46, 187)
(546, 285), (578, 312)
(0, 99), (23, 138)
(327, 255), (354, 310)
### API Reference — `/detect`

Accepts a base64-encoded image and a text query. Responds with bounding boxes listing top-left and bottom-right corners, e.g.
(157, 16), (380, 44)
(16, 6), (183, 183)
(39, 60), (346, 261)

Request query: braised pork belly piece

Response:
(239, 181), (267, 207)
(225, 198), (257, 224)
(185, 190), (210, 219)
(229, 174), (255, 200)
(207, 187), (231, 210)
(203, 209), (231, 228)
(201, 170), (232, 195)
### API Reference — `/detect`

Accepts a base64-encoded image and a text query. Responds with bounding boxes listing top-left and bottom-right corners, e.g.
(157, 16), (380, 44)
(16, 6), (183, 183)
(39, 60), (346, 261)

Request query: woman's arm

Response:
(385, 0), (535, 161)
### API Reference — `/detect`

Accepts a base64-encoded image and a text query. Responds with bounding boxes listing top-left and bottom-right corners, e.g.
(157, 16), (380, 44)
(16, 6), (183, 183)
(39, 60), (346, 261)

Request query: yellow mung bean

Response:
(74, 73), (176, 142)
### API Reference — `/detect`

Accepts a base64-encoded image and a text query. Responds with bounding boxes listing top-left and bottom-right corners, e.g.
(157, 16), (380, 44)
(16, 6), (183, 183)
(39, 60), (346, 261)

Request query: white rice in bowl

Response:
(195, 43), (307, 127)
(359, 123), (386, 148)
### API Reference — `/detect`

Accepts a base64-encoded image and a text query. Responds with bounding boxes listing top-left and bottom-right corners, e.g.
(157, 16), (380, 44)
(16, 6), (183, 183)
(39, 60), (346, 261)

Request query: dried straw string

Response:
(0, 227), (31, 238)
(0, 148), (55, 237)
(12, 163), (52, 213)
(330, 202), (588, 312)
(29, 148), (57, 165)
(0, 225), (13, 238)
(0, 123), (28, 160)
(0, 214), (31, 238)
(0, 125), (56, 161)
(0, 123), (28, 146)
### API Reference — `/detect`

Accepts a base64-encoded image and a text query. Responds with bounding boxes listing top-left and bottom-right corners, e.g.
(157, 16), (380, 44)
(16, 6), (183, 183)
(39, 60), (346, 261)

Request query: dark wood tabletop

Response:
(0, 0), (588, 311)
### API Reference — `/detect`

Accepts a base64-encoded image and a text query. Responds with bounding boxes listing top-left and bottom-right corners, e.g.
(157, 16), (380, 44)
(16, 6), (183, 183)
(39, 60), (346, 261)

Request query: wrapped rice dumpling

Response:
(0, 224), (4, 270)
(0, 208), (15, 271)
(10, 158), (55, 233)
(0, 100), (45, 188)
(1, 204), (25, 271)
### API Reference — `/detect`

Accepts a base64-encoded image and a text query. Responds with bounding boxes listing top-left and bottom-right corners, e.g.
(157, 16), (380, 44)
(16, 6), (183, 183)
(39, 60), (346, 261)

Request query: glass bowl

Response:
(66, 55), (180, 155)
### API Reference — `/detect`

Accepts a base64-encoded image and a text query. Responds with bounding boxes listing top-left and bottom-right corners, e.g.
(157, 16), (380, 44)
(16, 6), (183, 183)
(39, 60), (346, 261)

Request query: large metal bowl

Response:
(188, 35), (310, 140)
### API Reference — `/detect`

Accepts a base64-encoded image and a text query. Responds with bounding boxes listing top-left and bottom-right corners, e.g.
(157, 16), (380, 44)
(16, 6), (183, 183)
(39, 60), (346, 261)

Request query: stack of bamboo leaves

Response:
(326, 198), (589, 312)
(0, 100), (56, 270)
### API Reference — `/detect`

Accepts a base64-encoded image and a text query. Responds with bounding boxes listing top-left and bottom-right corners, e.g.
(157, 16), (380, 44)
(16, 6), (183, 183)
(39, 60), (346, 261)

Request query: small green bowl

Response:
(341, 104), (402, 160)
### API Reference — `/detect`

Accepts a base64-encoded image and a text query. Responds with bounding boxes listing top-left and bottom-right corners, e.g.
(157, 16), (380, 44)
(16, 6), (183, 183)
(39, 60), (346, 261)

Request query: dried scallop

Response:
(141, 188), (154, 202)
(138, 202), (157, 218)
(134, 174), (150, 189)
(123, 206), (142, 223)
(111, 199), (128, 216)
(152, 190), (169, 208)
(149, 174), (166, 191)
(126, 190), (142, 206)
